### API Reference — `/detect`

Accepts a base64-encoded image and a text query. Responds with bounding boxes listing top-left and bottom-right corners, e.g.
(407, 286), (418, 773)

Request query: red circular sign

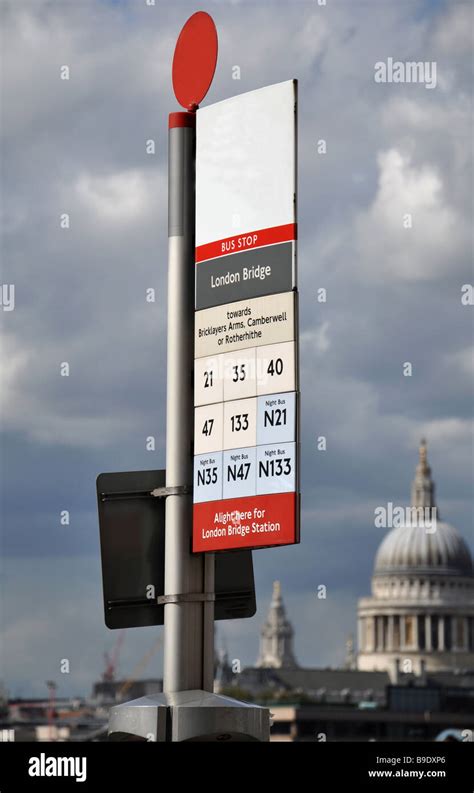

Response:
(172, 12), (218, 111)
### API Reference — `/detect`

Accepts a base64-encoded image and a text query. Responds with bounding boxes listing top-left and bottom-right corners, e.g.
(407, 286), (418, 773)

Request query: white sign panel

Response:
(193, 80), (299, 554)
(256, 442), (296, 495)
(194, 355), (224, 406)
(194, 452), (223, 504)
(222, 349), (257, 401)
(223, 397), (257, 450)
(194, 402), (224, 455)
(256, 342), (296, 395)
(196, 81), (296, 248)
(195, 291), (295, 359)
(223, 447), (257, 499)
(257, 392), (296, 446)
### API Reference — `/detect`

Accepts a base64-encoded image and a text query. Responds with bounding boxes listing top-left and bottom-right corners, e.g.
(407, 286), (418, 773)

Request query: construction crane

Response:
(57, 635), (164, 720)
(118, 636), (163, 699)
(102, 629), (125, 683)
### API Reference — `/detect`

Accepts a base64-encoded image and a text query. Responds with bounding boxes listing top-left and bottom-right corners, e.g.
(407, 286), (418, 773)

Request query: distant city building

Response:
(214, 648), (234, 694)
(358, 441), (474, 680)
(218, 441), (474, 741)
(344, 635), (357, 670)
(230, 605), (474, 742)
(92, 678), (162, 705)
(256, 581), (298, 668)
(3, 443), (472, 743)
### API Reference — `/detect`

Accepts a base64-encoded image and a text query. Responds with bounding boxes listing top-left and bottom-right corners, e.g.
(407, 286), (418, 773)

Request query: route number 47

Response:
(202, 419), (214, 436)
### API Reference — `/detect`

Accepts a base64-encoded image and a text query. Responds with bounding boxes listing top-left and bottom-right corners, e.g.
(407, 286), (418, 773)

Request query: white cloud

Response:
(433, 4), (473, 54)
(0, 335), (30, 411)
(75, 170), (151, 222)
(0, 331), (151, 448)
(301, 321), (331, 354)
(415, 417), (474, 447)
(354, 148), (465, 280)
(1, 0), (472, 698)
(380, 95), (468, 136)
(451, 347), (474, 378)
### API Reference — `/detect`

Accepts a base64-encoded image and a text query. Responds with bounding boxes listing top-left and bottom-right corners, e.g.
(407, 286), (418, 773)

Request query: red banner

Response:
(195, 223), (297, 263)
(193, 492), (298, 552)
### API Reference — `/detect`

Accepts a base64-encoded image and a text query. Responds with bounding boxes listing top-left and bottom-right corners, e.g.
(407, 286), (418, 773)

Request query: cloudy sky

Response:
(0, 0), (472, 698)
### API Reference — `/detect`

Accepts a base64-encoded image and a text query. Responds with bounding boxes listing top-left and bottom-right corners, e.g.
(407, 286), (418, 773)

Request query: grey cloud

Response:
(1, 0), (472, 695)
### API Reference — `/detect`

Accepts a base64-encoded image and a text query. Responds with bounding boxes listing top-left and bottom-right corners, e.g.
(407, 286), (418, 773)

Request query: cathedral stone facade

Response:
(357, 441), (474, 680)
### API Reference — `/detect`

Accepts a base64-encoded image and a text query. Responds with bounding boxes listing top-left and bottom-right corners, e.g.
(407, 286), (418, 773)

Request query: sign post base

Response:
(108, 690), (270, 742)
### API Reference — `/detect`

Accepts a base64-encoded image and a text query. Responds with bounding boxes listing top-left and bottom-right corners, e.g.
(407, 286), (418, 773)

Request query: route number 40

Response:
(267, 358), (283, 376)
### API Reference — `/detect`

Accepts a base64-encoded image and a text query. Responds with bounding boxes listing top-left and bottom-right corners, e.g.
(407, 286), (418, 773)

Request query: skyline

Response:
(1, 0), (472, 697)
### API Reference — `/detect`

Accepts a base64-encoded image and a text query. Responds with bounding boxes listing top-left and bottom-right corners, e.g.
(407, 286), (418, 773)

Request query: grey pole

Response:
(163, 112), (215, 694)
(108, 110), (269, 743)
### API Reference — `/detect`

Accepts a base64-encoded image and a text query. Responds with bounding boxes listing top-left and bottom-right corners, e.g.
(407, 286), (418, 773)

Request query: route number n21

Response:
(264, 408), (287, 427)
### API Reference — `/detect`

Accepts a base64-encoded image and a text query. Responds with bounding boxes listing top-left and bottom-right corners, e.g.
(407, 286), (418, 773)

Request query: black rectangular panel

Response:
(97, 470), (166, 630)
(97, 470), (256, 629)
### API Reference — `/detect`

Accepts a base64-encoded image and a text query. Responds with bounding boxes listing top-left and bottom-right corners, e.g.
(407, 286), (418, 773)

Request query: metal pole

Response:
(163, 111), (214, 694)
